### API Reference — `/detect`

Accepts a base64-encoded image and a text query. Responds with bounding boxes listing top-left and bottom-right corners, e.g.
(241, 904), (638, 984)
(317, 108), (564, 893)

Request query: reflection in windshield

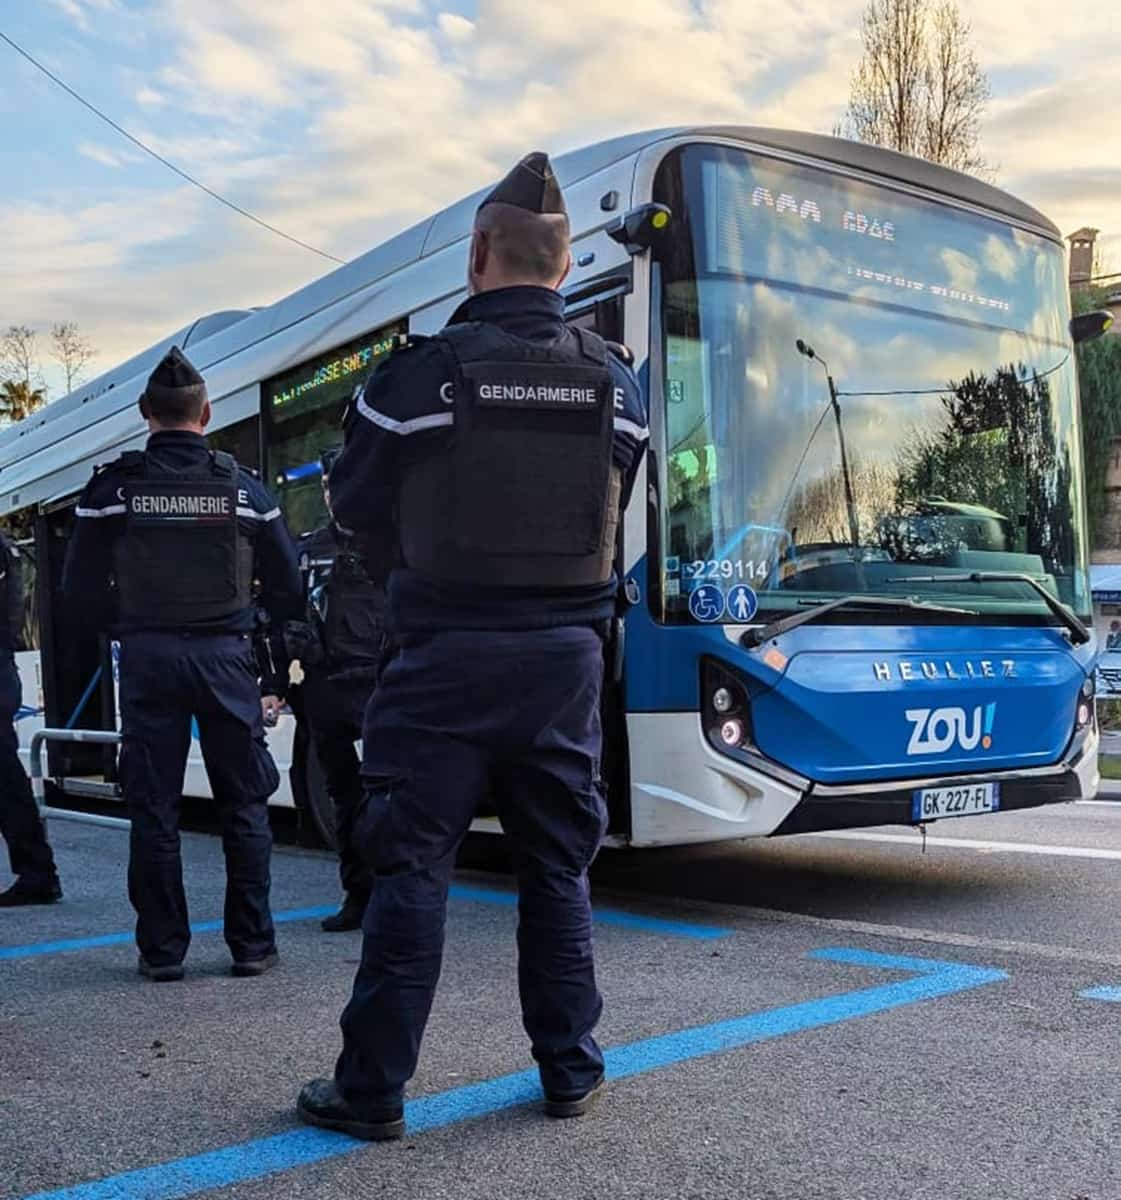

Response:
(655, 145), (1090, 622)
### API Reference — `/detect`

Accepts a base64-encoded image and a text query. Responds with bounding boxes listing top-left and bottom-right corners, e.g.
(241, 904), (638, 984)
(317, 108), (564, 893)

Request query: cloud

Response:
(12, 0), (1121, 399)
(0, 186), (318, 397)
(46, 0), (87, 24)
(982, 62), (1121, 272)
(941, 248), (981, 294)
(45, 0), (119, 29)
(982, 234), (1020, 282)
(437, 12), (474, 41)
(78, 142), (140, 168)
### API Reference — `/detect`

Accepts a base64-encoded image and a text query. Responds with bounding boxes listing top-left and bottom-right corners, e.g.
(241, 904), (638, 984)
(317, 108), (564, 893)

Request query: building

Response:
(1068, 226), (1120, 328)
(1069, 227), (1100, 291)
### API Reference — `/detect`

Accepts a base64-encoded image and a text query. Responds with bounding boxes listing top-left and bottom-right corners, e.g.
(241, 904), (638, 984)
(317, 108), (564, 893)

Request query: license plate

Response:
(912, 782), (1000, 823)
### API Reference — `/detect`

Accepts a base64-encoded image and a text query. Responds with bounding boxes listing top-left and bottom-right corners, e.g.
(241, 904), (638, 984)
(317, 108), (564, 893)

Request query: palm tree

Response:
(0, 379), (47, 424)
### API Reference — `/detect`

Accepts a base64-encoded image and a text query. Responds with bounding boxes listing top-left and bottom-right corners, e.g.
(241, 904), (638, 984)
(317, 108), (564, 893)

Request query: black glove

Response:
(283, 619), (324, 667)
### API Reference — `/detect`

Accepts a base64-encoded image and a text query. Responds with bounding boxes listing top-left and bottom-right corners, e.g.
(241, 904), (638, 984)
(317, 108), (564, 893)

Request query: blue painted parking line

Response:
(449, 883), (731, 940)
(1079, 985), (1121, 1002)
(20, 947), (1006, 1200)
(0, 906), (336, 962)
(1, 890), (726, 962)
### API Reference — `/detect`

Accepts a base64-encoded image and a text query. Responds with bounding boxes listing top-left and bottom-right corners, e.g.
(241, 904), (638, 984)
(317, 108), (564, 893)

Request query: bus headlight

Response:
(720, 718), (746, 747)
(701, 658), (757, 755)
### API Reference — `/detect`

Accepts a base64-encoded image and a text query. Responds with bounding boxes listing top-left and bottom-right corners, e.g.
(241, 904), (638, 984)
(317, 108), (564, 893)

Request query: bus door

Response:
(567, 283), (632, 838)
(37, 498), (118, 797)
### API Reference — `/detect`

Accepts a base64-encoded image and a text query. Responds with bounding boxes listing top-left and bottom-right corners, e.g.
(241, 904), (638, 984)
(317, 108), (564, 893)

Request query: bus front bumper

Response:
(625, 713), (1097, 847)
(774, 724), (1098, 835)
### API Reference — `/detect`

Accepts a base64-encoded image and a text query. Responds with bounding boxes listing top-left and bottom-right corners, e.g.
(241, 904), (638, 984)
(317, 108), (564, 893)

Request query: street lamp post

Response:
(796, 339), (860, 549)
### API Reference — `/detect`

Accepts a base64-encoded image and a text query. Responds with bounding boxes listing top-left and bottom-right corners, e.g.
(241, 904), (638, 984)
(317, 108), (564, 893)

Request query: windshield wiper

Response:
(743, 594), (976, 649)
(888, 572), (1091, 646)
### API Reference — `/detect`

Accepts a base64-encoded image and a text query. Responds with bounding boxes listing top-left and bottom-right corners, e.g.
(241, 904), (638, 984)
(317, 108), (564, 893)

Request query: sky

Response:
(1, 0), (1119, 398)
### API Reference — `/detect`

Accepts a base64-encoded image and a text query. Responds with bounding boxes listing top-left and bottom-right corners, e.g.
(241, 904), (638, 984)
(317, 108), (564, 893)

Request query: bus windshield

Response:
(654, 144), (1091, 624)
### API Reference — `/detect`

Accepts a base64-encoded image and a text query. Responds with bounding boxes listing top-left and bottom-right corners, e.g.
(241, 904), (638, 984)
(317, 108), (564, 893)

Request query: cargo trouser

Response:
(118, 632), (279, 966)
(335, 626), (608, 1106)
(0, 657), (58, 889)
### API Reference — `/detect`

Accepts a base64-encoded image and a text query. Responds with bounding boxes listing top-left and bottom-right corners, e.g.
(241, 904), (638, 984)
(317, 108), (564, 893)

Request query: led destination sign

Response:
(264, 325), (404, 424)
(703, 151), (1061, 340)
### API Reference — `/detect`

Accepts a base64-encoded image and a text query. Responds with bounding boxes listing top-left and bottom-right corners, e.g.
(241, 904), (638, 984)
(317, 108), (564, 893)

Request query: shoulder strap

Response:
(435, 322), (490, 368)
(118, 450), (147, 476)
(572, 326), (609, 366)
(210, 450), (237, 479)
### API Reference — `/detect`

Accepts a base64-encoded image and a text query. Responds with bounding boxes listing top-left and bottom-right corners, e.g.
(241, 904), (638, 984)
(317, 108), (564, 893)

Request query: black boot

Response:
(297, 1079), (404, 1141)
(544, 1075), (605, 1119)
(138, 956), (185, 983)
(231, 950), (279, 977)
(0, 876), (62, 907)
(320, 894), (369, 933)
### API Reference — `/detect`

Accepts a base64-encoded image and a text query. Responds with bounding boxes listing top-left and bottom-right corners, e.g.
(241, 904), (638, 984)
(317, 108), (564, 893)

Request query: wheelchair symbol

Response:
(688, 585), (725, 623)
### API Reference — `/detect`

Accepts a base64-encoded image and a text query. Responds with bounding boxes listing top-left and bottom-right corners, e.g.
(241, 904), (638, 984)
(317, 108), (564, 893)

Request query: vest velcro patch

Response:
(125, 482), (236, 524)
(464, 362), (609, 412)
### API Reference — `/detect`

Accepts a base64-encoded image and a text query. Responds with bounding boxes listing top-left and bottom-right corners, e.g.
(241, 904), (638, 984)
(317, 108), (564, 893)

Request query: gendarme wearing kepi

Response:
(478, 150), (566, 213)
(296, 150), (650, 1141)
(140, 345), (208, 413)
(61, 343), (303, 983)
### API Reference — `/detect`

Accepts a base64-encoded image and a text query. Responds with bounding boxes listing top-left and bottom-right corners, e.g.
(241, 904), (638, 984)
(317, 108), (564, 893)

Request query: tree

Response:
(49, 321), (96, 394)
(0, 324), (44, 396)
(837, 0), (991, 176)
(1073, 288), (1121, 548)
(0, 380), (48, 425)
(893, 363), (1076, 575)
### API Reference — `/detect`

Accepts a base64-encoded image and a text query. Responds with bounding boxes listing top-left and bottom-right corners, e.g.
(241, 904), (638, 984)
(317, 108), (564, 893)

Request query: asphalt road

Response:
(2, 801), (1120, 1200)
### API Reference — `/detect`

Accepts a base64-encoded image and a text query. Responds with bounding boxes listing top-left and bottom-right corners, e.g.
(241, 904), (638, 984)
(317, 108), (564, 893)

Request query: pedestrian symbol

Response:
(688, 584), (725, 623)
(727, 584), (758, 622)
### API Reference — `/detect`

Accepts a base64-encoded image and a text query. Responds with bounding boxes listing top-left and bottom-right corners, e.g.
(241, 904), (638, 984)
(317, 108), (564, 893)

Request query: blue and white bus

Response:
(0, 125), (1100, 848)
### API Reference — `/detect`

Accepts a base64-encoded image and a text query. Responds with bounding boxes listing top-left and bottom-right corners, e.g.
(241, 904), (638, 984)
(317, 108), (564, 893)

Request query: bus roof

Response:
(0, 125), (1060, 510)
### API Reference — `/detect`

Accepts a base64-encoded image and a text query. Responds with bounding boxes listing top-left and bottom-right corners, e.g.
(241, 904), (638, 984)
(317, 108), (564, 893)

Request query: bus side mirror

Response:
(1071, 310), (1114, 344)
(607, 204), (673, 255)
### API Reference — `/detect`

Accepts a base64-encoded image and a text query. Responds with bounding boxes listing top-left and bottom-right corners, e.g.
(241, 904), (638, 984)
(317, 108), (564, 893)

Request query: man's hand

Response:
(261, 695), (282, 728)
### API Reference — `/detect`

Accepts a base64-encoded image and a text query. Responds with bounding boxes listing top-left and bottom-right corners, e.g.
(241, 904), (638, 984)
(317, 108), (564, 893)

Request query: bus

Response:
(0, 125), (1100, 848)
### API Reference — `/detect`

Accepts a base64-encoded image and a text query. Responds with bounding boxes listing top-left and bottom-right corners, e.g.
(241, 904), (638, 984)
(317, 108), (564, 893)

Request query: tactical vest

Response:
(112, 450), (253, 626)
(315, 536), (386, 668)
(398, 322), (622, 589)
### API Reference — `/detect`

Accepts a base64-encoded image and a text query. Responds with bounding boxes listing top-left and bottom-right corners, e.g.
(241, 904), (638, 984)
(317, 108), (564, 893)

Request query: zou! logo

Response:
(905, 704), (996, 756)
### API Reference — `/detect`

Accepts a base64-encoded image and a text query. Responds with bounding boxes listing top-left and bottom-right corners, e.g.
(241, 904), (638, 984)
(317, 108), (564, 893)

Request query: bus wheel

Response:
(291, 721), (339, 852)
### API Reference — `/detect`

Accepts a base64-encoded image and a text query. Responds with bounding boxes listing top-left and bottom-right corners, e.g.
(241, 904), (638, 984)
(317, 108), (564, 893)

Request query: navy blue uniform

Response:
(296, 522), (380, 907)
(328, 285), (647, 1106)
(0, 534), (59, 896)
(62, 431), (302, 967)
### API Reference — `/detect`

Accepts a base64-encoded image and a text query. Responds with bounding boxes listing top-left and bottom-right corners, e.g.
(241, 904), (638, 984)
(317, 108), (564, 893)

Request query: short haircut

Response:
(143, 388), (206, 425)
(475, 201), (570, 282)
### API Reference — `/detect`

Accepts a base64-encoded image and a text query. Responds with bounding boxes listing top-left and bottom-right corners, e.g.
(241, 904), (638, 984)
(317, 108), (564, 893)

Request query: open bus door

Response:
(567, 284), (632, 840)
(37, 497), (118, 801)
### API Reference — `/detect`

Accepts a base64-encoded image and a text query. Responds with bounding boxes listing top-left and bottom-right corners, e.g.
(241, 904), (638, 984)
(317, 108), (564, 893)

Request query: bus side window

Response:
(208, 415), (261, 473)
(0, 508), (39, 651)
(261, 320), (407, 538)
(567, 294), (625, 346)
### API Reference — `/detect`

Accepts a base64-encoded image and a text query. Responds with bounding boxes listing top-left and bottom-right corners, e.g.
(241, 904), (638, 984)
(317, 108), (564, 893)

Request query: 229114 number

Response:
(683, 559), (770, 582)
